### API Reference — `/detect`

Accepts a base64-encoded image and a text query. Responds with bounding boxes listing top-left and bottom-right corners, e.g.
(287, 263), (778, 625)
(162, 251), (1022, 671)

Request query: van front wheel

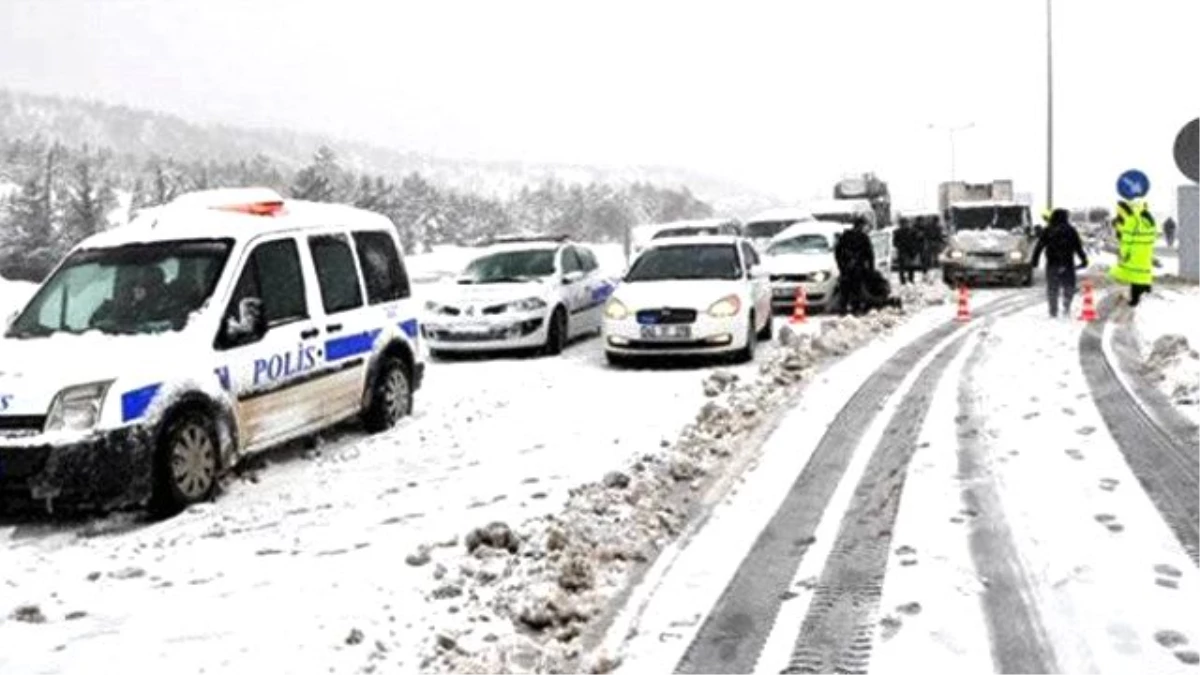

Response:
(152, 410), (220, 516)
(364, 356), (412, 433)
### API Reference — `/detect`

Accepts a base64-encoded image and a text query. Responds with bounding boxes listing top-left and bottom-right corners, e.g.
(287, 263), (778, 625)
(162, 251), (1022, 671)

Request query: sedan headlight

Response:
(948, 249), (965, 260)
(707, 294), (742, 318)
(811, 270), (831, 283)
(45, 381), (112, 433)
(1007, 250), (1024, 261)
(506, 296), (547, 313)
(605, 298), (629, 320)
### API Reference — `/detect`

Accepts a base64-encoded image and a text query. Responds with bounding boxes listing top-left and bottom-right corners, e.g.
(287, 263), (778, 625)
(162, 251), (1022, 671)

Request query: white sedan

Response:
(422, 238), (614, 357)
(602, 236), (773, 365)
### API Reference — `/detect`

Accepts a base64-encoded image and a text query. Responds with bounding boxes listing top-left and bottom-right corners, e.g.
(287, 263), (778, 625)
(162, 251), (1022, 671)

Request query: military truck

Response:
(938, 180), (1035, 287)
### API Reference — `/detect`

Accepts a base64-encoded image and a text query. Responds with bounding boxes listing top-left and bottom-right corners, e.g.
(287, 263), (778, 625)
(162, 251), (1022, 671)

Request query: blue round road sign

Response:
(1117, 169), (1150, 200)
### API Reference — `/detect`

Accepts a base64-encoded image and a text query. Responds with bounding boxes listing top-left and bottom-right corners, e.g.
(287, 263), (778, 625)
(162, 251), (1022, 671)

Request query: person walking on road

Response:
(1164, 216), (1177, 248)
(1110, 199), (1158, 307)
(1030, 208), (1089, 318)
(893, 220), (924, 286)
(834, 221), (875, 315)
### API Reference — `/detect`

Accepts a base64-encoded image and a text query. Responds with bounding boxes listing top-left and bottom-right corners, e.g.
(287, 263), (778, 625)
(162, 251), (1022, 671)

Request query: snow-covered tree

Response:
(63, 146), (118, 239)
(290, 146), (346, 203)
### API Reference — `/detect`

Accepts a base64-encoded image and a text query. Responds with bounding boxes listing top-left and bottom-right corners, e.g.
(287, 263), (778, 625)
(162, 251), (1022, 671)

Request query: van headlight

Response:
(1007, 250), (1024, 261)
(45, 381), (111, 432)
(605, 298), (629, 320)
(707, 295), (742, 318)
(507, 296), (547, 313)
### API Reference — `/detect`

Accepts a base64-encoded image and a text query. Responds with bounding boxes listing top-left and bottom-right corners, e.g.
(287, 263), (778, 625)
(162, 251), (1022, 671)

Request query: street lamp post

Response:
(928, 122), (976, 182)
(1046, 0), (1054, 207)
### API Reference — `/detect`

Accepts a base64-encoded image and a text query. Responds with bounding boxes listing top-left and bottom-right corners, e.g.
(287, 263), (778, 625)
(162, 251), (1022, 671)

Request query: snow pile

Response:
(410, 282), (946, 673)
(1134, 287), (1200, 419)
(1143, 334), (1199, 407)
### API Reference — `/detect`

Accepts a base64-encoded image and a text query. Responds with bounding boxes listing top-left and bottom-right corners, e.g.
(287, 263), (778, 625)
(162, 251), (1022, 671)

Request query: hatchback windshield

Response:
(744, 220), (802, 240)
(625, 244), (742, 282)
(459, 248), (557, 284)
(7, 239), (233, 338)
(951, 206), (1029, 231)
(653, 226), (726, 239)
(767, 234), (833, 255)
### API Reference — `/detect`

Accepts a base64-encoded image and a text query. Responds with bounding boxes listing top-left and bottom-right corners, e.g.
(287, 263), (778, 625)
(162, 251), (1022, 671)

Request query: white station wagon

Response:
(0, 188), (425, 514)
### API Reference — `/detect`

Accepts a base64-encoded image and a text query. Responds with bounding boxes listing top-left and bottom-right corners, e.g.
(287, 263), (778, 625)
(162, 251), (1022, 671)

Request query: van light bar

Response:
(212, 201), (285, 216)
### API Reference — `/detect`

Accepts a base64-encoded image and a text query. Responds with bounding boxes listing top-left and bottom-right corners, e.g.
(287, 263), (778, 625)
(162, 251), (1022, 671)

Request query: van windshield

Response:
(951, 206), (1028, 231)
(745, 220), (801, 240)
(7, 239), (234, 338)
(767, 234), (833, 255)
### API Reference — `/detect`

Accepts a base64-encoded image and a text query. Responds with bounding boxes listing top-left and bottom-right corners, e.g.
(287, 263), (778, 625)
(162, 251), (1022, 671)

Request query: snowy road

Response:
(617, 288), (1200, 674)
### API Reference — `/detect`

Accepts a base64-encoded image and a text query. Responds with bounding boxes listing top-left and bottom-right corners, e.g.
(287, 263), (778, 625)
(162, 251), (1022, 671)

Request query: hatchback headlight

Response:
(45, 381), (112, 433)
(707, 295), (741, 318)
(605, 298), (629, 320)
(1007, 250), (1024, 261)
(507, 296), (547, 312)
(811, 270), (830, 283)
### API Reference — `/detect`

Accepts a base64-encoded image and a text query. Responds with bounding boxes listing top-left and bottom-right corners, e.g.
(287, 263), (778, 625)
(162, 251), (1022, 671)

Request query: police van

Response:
(0, 188), (425, 514)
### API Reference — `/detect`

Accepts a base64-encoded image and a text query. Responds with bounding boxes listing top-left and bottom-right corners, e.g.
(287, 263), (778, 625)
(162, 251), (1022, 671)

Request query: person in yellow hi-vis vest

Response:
(1109, 199), (1158, 306)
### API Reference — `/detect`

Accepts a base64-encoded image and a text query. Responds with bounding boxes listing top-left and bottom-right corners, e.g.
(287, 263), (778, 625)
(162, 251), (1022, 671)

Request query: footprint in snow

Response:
(879, 615), (902, 641)
(1094, 513), (1125, 533)
(1156, 630), (1189, 648)
(1176, 650), (1200, 665)
(1062, 407), (1076, 416)
(895, 545), (919, 567)
(1076, 426), (1098, 436)
(1099, 478), (1119, 492)
(1023, 411), (1041, 420)
(897, 602), (922, 616)
(1065, 448), (1085, 461)
(1155, 563), (1183, 590)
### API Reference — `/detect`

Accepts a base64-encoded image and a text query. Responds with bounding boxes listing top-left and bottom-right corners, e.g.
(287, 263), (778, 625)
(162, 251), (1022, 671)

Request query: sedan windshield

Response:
(7, 239), (233, 338)
(625, 244), (742, 282)
(459, 249), (556, 284)
(767, 234), (832, 255)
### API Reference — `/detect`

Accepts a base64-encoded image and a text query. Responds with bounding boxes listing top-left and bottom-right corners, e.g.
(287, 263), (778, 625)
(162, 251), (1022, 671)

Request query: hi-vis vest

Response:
(1110, 199), (1157, 285)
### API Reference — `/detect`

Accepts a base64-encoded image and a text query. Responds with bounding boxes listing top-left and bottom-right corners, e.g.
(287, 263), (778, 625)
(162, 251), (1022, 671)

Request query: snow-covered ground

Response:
(0, 311), (785, 674)
(1131, 284), (1200, 423)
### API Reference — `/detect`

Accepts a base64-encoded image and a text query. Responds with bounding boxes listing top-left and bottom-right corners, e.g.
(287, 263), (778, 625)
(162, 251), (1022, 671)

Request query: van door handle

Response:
(300, 328), (320, 340)
(327, 323), (343, 334)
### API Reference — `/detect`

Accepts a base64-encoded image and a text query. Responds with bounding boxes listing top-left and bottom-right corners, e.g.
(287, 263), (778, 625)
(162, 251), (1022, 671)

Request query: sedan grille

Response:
(636, 308), (698, 325)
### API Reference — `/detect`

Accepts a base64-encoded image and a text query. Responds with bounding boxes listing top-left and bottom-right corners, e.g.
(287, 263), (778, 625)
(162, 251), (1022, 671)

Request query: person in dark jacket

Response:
(835, 222), (875, 315)
(1164, 217), (1177, 248)
(1030, 208), (1089, 318)
(919, 217), (944, 278)
(893, 221), (925, 286)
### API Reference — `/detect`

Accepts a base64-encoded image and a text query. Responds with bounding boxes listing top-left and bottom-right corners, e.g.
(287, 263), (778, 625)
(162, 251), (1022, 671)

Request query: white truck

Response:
(938, 180), (1035, 287)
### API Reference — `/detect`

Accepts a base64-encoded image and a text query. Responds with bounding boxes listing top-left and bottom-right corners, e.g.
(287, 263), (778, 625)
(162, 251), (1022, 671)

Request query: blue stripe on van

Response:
(326, 329), (382, 361)
(121, 384), (162, 422)
(399, 318), (419, 339)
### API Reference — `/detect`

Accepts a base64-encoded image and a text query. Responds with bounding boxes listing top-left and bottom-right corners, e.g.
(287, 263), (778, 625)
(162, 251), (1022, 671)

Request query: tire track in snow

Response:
(674, 292), (1037, 674)
(778, 329), (970, 674)
(1080, 296), (1200, 566)
(957, 332), (1061, 674)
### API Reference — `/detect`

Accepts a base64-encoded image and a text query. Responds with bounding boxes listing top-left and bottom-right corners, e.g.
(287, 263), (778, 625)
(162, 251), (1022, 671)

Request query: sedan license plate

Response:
(773, 287), (795, 298)
(640, 324), (691, 340)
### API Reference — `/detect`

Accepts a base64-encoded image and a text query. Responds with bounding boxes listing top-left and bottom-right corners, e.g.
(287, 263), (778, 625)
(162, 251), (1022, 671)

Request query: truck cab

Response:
(940, 201), (1035, 287)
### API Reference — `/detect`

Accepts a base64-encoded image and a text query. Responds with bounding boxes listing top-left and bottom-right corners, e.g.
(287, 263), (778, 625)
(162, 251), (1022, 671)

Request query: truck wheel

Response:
(152, 409), (220, 516)
(363, 356), (412, 433)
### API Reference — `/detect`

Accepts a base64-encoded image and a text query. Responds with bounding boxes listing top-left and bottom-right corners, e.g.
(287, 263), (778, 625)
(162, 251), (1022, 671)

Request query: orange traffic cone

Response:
(1079, 279), (1098, 322)
(955, 284), (971, 322)
(790, 286), (808, 324)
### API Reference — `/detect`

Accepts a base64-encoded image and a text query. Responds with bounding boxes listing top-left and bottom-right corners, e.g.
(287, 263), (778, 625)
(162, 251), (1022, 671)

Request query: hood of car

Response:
(761, 253), (837, 276)
(612, 279), (745, 312)
(431, 280), (549, 310)
(0, 331), (193, 419)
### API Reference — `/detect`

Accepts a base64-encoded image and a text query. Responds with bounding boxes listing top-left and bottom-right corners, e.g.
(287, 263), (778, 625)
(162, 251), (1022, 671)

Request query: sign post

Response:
(1172, 119), (1199, 282)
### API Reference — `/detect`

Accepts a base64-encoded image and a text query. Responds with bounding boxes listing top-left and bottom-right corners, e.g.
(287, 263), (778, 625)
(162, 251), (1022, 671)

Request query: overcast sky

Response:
(1, 0), (1196, 211)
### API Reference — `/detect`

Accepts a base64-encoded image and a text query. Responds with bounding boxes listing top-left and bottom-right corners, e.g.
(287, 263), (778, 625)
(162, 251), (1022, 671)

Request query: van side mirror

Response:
(222, 297), (265, 345)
